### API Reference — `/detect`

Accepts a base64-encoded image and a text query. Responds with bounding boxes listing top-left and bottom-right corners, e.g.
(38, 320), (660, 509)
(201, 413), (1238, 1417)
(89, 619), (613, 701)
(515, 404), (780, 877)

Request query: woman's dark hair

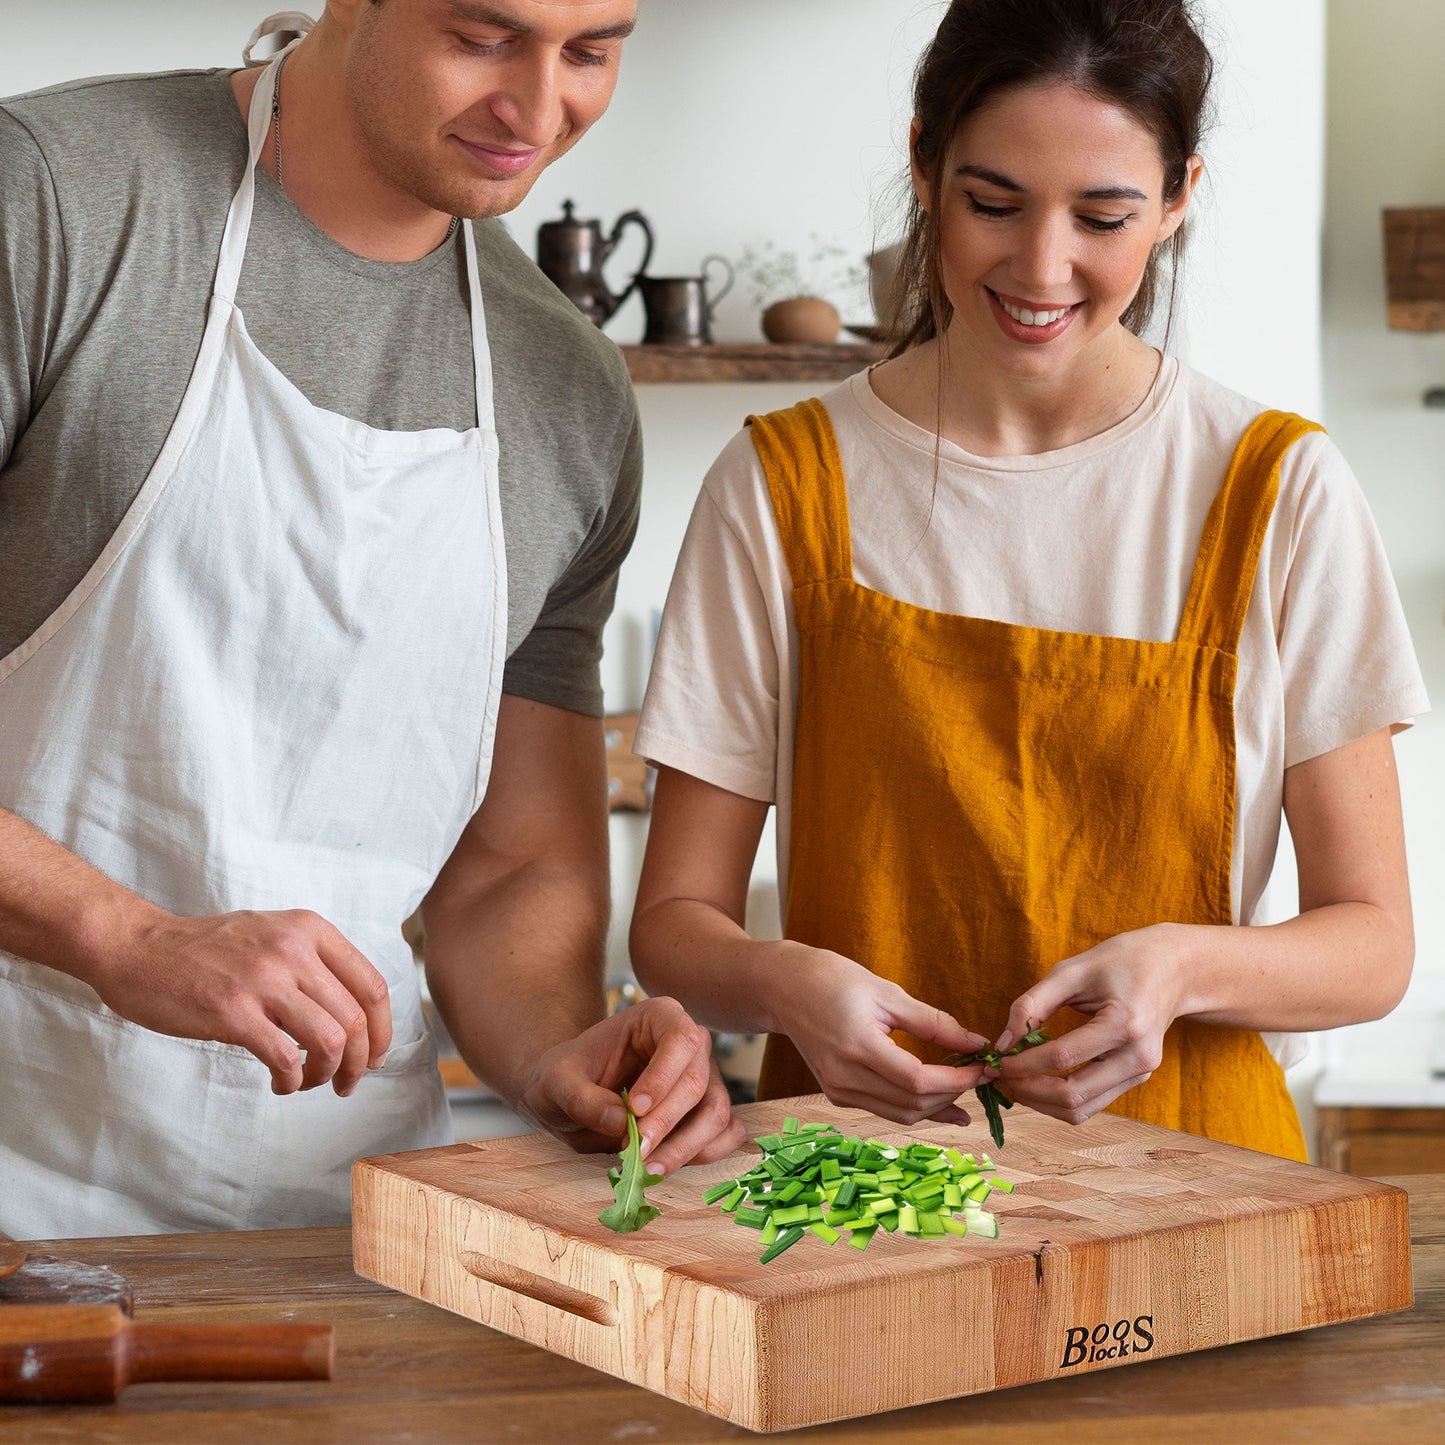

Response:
(891, 0), (1214, 356)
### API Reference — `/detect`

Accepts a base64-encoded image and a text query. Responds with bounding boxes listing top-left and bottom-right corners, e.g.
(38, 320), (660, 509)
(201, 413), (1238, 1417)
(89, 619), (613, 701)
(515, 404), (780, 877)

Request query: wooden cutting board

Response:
(351, 1096), (1411, 1433)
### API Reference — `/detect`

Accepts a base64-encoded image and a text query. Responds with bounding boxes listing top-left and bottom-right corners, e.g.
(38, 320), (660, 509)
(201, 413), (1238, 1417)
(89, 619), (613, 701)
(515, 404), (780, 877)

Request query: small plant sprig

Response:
(599, 1088), (663, 1234)
(735, 234), (867, 309)
(942, 1024), (1051, 1151)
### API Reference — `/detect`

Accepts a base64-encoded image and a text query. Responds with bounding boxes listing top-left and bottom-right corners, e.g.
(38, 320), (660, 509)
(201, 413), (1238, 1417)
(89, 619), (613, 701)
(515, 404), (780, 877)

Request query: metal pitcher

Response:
(536, 200), (654, 328)
(638, 256), (735, 346)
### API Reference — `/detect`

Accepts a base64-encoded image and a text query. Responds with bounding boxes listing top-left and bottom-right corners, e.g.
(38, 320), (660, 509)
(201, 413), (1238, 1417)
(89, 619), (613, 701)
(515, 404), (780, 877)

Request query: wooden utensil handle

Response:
(459, 1250), (618, 1327)
(1, 1304), (333, 1402)
(0, 1231), (25, 1279)
(123, 1321), (334, 1385)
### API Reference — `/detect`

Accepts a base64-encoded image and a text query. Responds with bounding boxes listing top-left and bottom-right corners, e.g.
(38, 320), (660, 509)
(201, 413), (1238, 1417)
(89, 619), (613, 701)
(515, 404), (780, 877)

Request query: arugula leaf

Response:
(598, 1089), (664, 1234)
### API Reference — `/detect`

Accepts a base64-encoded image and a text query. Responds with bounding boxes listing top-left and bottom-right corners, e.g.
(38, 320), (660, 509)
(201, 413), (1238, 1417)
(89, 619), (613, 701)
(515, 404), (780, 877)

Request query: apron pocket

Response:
(252, 1027), (452, 1229)
(0, 955), (267, 1238)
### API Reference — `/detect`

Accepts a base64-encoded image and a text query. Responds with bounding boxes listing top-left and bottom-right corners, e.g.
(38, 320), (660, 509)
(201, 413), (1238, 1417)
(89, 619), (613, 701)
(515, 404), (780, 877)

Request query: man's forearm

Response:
(421, 855), (610, 1105)
(0, 805), (159, 986)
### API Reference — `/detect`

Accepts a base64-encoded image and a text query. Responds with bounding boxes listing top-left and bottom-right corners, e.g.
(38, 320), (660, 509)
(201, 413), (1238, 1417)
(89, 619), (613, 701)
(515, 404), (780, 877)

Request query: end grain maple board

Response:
(351, 1097), (1411, 1433)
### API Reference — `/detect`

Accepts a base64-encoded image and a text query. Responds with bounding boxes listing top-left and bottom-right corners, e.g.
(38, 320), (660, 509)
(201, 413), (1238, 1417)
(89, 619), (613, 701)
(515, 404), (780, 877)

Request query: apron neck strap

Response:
(1176, 410), (1324, 651)
(241, 11), (316, 67)
(214, 41), (492, 435)
(749, 398), (854, 587)
(213, 48), (295, 304)
(460, 219), (495, 435)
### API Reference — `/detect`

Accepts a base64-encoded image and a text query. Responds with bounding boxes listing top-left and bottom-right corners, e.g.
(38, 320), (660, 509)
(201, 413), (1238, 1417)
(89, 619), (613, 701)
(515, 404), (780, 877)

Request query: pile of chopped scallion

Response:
(702, 1116), (1012, 1264)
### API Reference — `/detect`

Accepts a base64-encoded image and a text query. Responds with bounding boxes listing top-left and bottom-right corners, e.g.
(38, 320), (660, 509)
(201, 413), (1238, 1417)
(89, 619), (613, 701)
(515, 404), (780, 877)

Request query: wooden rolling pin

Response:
(0, 1303), (334, 1403)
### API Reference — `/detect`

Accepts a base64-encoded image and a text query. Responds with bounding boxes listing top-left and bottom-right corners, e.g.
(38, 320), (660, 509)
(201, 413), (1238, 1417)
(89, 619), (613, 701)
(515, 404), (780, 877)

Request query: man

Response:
(0, 0), (743, 1239)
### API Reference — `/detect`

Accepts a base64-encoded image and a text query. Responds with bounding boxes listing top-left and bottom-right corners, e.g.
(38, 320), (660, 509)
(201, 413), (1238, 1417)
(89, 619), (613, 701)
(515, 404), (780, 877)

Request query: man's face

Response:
(336, 0), (636, 219)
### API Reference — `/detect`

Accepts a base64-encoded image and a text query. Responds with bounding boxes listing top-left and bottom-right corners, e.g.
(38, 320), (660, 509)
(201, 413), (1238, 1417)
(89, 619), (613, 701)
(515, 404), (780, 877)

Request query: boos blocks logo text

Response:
(1058, 1316), (1155, 1369)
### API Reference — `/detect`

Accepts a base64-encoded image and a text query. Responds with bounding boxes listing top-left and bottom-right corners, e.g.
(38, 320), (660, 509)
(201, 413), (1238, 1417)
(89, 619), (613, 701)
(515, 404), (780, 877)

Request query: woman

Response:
(629, 0), (1426, 1159)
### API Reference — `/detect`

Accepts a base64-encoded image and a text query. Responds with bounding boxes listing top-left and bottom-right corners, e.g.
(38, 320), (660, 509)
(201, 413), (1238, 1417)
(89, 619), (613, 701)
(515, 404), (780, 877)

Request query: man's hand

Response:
(94, 907), (392, 1096)
(0, 806), (392, 1096)
(513, 996), (746, 1175)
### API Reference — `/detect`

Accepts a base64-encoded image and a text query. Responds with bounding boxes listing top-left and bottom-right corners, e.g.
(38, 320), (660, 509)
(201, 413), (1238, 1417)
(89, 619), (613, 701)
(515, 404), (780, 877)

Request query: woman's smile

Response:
(987, 288), (1081, 343)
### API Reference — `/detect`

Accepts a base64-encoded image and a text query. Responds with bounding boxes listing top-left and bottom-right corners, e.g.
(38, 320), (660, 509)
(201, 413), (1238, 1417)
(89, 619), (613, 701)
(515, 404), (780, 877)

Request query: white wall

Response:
(0, 0), (265, 91)
(1313, 0), (1445, 1070)
(2, 4), (1338, 998)
(1180, 0), (1325, 419)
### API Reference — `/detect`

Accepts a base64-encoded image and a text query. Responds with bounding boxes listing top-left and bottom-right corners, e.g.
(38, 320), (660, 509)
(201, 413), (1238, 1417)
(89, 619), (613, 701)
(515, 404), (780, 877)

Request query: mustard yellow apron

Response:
(751, 398), (1316, 1161)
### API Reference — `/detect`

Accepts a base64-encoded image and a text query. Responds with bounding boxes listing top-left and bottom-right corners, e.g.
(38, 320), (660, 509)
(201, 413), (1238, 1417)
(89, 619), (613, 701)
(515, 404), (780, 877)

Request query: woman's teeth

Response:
(1000, 299), (1072, 326)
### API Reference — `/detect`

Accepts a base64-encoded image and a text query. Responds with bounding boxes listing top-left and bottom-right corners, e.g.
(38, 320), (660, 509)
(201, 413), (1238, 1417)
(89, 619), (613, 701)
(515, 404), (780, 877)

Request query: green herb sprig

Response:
(598, 1089), (663, 1234)
(942, 1025), (1050, 1151)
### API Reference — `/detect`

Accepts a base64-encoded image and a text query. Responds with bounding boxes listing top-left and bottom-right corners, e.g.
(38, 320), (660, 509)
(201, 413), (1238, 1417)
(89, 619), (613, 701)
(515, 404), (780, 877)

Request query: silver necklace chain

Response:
(272, 52), (286, 187)
(270, 52), (459, 240)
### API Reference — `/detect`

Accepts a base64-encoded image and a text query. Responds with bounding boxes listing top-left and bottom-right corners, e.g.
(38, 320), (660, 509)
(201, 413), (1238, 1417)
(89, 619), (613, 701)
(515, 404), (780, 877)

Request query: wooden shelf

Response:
(621, 341), (885, 384)
(1384, 208), (1445, 331)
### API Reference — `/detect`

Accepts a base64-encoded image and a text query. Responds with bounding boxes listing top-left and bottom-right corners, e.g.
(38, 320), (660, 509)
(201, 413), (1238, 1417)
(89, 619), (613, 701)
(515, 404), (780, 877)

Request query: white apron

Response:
(0, 45), (507, 1238)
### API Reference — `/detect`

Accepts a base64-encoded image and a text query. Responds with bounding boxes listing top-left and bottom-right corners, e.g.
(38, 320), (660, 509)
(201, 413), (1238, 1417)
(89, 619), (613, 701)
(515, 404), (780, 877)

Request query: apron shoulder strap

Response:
(747, 397), (853, 587)
(1177, 409), (1325, 651)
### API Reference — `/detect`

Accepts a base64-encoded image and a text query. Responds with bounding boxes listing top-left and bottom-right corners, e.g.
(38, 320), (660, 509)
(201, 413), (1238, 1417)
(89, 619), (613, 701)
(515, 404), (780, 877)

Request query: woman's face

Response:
(913, 81), (1200, 381)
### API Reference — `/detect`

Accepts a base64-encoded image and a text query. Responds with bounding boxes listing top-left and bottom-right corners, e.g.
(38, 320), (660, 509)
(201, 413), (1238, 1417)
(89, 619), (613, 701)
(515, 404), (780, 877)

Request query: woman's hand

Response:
(777, 946), (991, 1126)
(512, 995), (747, 1175)
(993, 923), (1191, 1124)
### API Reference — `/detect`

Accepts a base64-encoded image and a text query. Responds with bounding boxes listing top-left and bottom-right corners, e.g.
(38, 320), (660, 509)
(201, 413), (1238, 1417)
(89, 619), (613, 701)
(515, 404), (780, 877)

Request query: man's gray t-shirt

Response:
(0, 69), (641, 715)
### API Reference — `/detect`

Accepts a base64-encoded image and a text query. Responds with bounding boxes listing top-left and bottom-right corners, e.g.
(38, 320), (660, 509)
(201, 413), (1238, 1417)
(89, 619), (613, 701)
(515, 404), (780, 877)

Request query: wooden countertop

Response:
(3, 1175), (1442, 1442)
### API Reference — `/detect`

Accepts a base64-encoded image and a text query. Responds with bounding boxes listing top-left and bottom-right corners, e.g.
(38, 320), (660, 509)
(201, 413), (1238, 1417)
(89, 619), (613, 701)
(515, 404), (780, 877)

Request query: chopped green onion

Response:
(759, 1225), (806, 1264)
(701, 1118), (1016, 1264)
(703, 1179), (738, 1206)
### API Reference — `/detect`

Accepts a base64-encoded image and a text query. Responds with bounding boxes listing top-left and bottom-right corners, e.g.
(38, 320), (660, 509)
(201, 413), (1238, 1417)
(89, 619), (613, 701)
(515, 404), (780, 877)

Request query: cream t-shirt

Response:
(636, 358), (1428, 1056)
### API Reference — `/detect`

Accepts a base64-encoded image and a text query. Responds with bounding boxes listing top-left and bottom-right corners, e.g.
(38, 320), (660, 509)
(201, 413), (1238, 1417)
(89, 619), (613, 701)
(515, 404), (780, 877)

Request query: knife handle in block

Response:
(0, 1303), (334, 1402)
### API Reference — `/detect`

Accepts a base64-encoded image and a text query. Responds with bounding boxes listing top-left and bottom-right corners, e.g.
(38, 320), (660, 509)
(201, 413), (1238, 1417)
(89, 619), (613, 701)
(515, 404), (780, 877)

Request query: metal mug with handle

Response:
(638, 255), (735, 346)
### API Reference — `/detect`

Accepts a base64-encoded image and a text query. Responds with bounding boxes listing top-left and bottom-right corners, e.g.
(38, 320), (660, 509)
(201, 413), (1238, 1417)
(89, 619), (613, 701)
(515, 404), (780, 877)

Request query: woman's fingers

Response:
(926, 1102), (973, 1127)
(1000, 1007), (1161, 1123)
(1008, 1058), (1156, 1124)
(787, 976), (992, 1123)
(887, 990), (990, 1058)
(998, 973), (1076, 1054)
(817, 1052), (981, 1124)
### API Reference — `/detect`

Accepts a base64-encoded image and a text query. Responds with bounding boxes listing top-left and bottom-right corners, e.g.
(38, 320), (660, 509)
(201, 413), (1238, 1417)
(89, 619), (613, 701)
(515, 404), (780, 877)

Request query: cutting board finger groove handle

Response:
(458, 1251), (618, 1327)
